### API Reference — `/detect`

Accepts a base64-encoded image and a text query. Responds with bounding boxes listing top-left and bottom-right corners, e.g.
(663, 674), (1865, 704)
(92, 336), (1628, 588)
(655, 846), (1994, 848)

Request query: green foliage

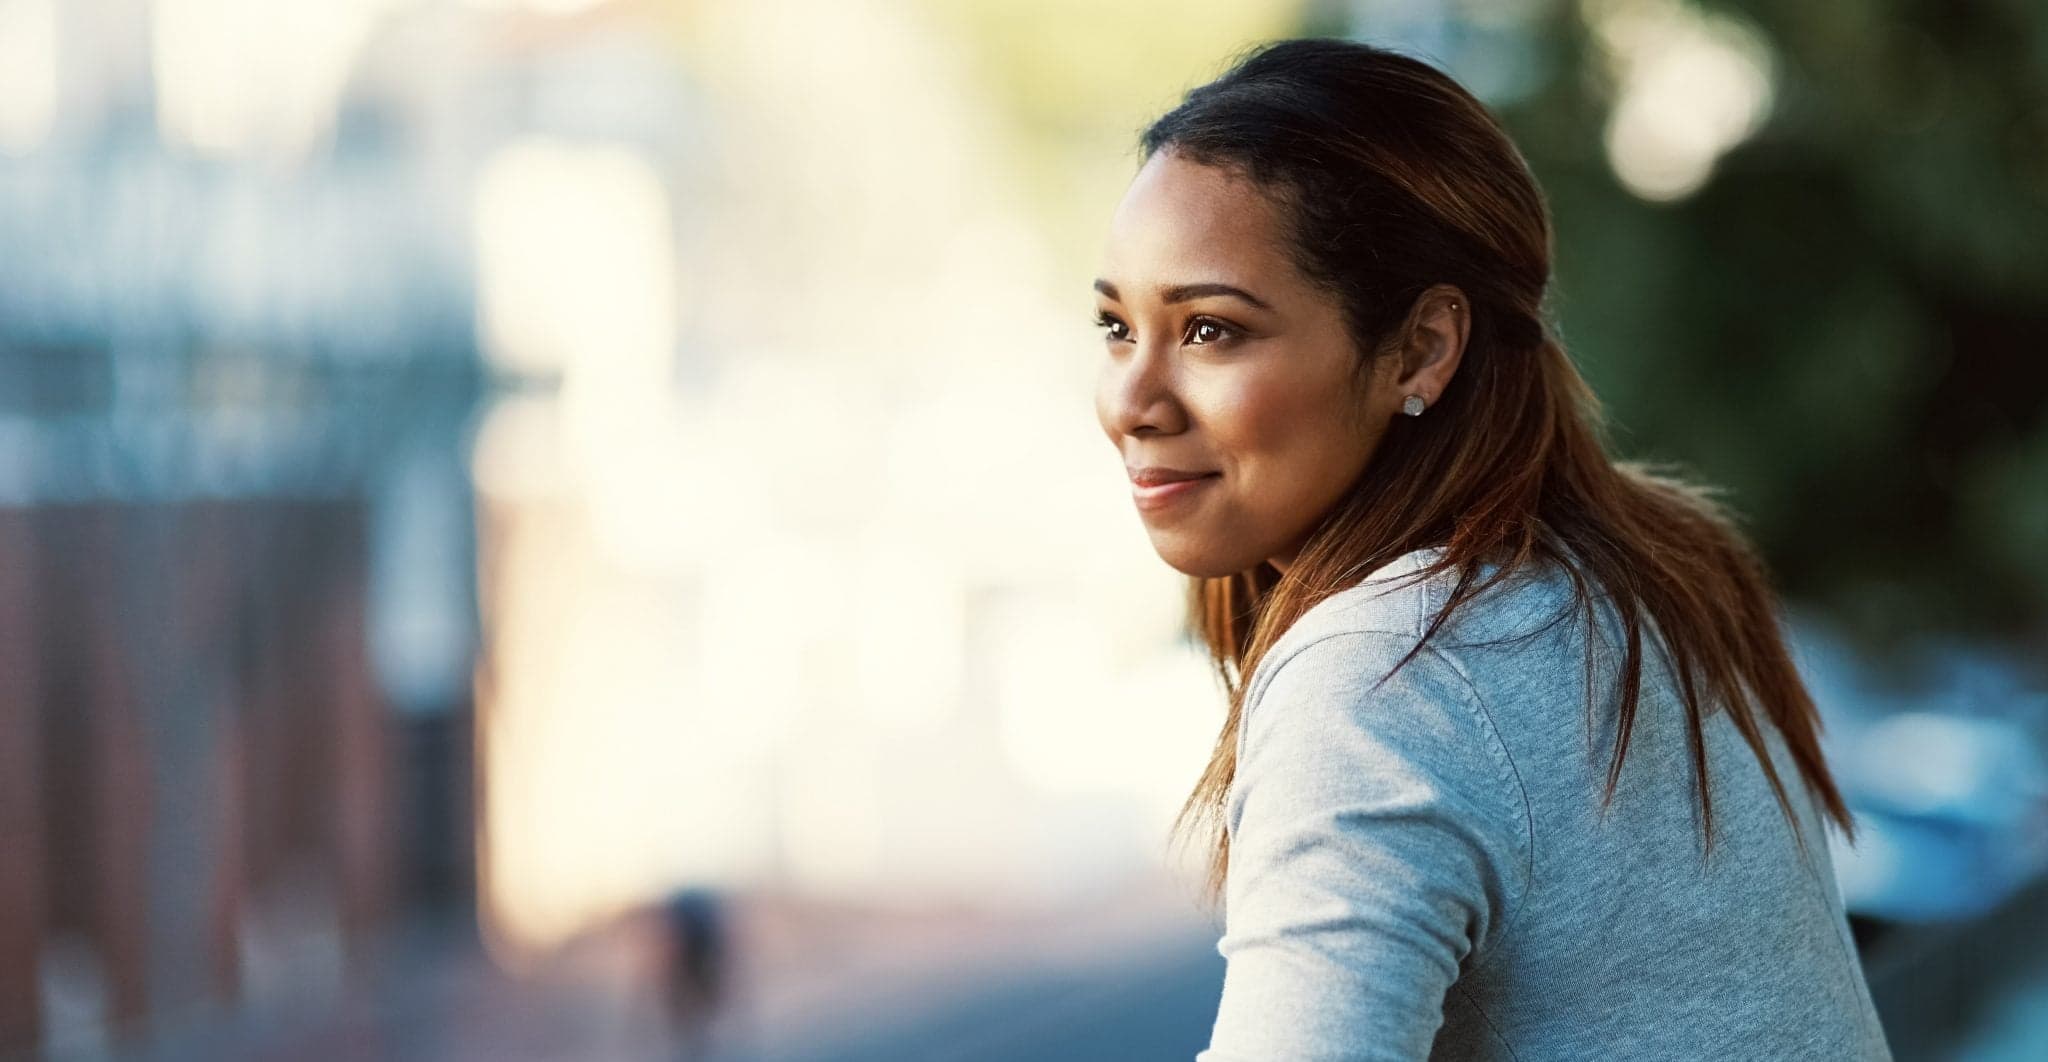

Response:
(1496, 0), (2048, 645)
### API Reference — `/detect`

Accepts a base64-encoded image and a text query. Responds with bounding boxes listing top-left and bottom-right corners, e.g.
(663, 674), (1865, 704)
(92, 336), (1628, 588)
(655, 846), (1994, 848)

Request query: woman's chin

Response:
(1147, 532), (1258, 580)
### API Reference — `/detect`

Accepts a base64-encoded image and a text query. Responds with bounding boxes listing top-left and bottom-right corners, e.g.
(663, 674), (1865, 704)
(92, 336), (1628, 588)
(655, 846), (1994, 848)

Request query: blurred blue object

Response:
(1797, 618), (2048, 922)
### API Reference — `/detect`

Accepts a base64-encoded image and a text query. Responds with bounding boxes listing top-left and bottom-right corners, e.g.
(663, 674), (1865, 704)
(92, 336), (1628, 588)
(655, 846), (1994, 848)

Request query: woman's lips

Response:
(1131, 472), (1220, 511)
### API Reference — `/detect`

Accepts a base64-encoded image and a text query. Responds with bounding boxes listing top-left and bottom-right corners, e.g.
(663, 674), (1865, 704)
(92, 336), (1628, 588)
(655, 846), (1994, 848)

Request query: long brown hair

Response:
(1144, 39), (1855, 902)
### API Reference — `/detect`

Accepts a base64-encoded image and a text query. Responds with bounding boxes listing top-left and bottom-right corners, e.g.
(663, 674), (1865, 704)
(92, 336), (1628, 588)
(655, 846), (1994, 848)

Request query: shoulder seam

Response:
(1421, 640), (1536, 978)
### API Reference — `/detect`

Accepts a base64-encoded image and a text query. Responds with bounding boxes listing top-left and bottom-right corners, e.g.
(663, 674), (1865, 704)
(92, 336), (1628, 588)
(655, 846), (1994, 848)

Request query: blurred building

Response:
(0, 1), (1236, 1054)
(0, 0), (486, 1051)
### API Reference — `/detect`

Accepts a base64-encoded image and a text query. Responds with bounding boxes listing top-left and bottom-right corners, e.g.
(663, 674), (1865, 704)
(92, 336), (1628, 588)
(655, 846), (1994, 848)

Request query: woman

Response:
(1092, 39), (1891, 1060)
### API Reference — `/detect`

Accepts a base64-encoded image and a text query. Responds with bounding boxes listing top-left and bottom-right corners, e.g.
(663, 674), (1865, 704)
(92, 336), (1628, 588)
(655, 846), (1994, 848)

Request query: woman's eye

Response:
(1185, 318), (1233, 346)
(1094, 313), (1130, 342)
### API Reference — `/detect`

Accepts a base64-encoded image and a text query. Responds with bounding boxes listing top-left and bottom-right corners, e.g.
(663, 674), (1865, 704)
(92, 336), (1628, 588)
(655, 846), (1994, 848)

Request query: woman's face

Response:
(1093, 151), (1411, 578)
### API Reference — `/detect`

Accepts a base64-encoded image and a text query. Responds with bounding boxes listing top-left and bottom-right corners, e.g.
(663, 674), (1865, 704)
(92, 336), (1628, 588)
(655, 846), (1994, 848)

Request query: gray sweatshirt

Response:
(1198, 547), (1891, 1060)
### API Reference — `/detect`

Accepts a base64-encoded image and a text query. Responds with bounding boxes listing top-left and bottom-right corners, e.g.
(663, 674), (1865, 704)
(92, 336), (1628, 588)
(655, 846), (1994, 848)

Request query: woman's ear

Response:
(1395, 285), (1469, 411)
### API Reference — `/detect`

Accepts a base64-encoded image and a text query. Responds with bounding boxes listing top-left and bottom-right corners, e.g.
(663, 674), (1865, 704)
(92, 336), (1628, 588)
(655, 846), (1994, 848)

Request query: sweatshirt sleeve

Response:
(1198, 631), (1531, 1062)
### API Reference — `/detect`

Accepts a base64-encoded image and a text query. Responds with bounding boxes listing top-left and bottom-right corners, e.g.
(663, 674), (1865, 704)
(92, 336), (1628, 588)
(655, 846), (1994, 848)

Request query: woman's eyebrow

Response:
(1091, 279), (1273, 311)
(1161, 282), (1273, 311)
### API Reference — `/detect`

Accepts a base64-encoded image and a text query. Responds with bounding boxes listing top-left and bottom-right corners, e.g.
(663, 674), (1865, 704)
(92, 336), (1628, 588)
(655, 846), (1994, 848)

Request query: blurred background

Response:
(0, 0), (2042, 1058)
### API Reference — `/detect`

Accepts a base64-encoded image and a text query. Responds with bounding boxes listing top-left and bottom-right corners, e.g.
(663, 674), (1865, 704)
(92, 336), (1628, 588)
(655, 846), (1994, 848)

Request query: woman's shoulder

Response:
(1243, 548), (1510, 749)
(1280, 546), (1447, 642)
(1250, 545), (1593, 716)
(1231, 552), (1535, 883)
(1268, 545), (1577, 657)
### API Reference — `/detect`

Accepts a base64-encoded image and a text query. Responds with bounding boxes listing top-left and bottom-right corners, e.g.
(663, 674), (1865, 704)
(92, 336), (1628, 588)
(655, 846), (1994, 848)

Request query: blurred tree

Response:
(1489, 0), (2048, 648)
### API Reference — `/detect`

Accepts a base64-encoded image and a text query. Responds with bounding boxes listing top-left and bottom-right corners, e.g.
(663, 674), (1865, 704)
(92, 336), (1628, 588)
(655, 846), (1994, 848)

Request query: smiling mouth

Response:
(1131, 472), (1220, 512)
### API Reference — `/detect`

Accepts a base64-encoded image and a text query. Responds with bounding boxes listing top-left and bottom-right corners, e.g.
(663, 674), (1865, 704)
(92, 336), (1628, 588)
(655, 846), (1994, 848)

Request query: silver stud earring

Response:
(1401, 393), (1427, 416)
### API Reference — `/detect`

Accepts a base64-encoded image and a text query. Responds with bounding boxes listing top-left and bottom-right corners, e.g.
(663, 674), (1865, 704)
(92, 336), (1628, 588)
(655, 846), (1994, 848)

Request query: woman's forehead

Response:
(1099, 153), (1301, 303)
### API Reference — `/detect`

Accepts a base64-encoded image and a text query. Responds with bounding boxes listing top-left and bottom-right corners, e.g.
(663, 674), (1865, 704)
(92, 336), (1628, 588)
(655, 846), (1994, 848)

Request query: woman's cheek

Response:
(1200, 367), (1305, 461)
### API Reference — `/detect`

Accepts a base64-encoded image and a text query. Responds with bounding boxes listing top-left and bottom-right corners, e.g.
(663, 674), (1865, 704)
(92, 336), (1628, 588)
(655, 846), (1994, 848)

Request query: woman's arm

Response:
(1199, 630), (1532, 1061)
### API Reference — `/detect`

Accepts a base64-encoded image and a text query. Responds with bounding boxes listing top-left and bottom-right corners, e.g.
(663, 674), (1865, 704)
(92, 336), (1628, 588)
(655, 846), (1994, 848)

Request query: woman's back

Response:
(1199, 547), (1891, 1060)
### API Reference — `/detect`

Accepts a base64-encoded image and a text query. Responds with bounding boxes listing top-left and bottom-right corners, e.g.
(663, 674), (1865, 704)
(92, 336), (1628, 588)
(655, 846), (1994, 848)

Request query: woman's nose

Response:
(1101, 346), (1187, 438)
